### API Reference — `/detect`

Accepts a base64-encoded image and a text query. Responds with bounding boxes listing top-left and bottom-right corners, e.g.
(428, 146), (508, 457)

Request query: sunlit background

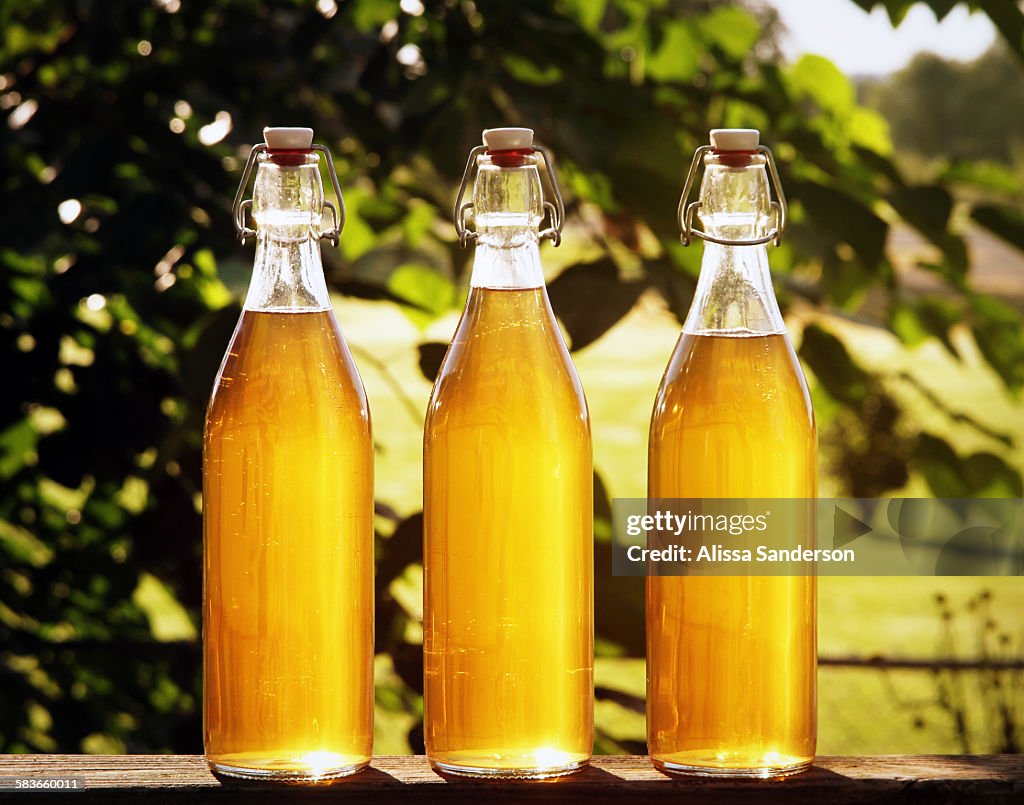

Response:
(1, 0), (1022, 757)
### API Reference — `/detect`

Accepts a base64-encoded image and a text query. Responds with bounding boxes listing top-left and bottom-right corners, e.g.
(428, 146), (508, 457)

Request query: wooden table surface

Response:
(0, 754), (1021, 803)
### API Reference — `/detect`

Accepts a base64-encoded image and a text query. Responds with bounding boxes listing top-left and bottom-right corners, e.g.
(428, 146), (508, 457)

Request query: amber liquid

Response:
(647, 331), (816, 776)
(203, 309), (373, 779)
(424, 287), (593, 777)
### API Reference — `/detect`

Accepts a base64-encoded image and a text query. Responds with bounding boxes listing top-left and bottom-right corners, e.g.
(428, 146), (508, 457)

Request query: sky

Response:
(769, 0), (997, 75)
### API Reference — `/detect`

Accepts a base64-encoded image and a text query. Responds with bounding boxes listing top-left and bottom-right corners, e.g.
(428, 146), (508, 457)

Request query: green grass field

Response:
(336, 289), (1024, 755)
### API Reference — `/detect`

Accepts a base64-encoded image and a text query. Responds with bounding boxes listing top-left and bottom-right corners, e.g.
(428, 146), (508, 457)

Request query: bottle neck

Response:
(243, 153), (331, 311)
(683, 152), (784, 335)
(683, 243), (784, 335)
(471, 230), (544, 290)
(246, 236), (330, 311)
(469, 154), (545, 290)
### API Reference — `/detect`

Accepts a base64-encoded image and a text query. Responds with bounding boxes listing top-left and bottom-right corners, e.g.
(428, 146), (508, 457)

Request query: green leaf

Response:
(848, 107), (892, 155)
(548, 259), (646, 351)
(890, 296), (961, 356)
(561, 163), (618, 212)
(0, 419), (37, 480)
(793, 181), (889, 270)
(416, 342), (448, 383)
(132, 573), (197, 642)
(400, 200), (439, 247)
(975, 0), (1024, 62)
(891, 184), (952, 235)
(557, 0), (608, 32)
(970, 293), (1024, 389)
(502, 54), (564, 85)
(913, 433), (969, 497)
(179, 305), (242, 405)
(972, 203), (1024, 250)
(377, 514), (423, 590)
(349, 0), (400, 32)
(889, 184), (967, 281)
(788, 55), (855, 116)
(696, 7), (760, 60)
(962, 453), (1024, 497)
(0, 519), (54, 567)
(943, 161), (1020, 195)
(914, 434), (1023, 497)
(848, 1), (923, 25)
(386, 264), (454, 323)
(339, 186), (381, 262)
(646, 21), (701, 83)
(192, 249), (218, 278)
(797, 324), (871, 405)
(890, 303), (931, 348)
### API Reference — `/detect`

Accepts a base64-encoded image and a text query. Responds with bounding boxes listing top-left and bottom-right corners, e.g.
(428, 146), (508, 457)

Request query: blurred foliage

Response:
(1, 0), (1024, 754)
(861, 44), (1024, 164)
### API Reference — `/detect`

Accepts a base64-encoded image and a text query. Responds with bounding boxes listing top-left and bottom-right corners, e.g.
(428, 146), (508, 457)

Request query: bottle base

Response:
(429, 754), (590, 780)
(652, 756), (812, 779)
(208, 753), (369, 783)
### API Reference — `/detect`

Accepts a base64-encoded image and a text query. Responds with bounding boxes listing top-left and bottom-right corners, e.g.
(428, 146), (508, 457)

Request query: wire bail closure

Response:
(453, 144), (566, 248)
(678, 144), (787, 248)
(231, 142), (347, 247)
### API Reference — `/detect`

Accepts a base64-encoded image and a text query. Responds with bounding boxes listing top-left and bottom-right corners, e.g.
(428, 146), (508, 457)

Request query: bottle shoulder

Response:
(428, 346), (588, 424)
(206, 309), (371, 432)
(426, 343), (589, 435)
(652, 329), (814, 429)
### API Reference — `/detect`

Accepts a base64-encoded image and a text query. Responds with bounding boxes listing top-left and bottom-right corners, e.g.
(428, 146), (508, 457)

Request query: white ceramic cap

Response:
(482, 127), (534, 150)
(709, 128), (759, 151)
(263, 126), (314, 150)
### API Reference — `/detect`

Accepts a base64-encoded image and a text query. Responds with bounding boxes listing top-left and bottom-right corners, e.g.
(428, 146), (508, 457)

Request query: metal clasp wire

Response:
(231, 143), (347, 247)
(677, 144), (788, 248)
(453, 144), (566, 248)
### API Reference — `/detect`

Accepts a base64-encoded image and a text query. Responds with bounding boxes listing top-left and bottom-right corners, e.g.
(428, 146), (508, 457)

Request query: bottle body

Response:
(203, 147), (373, 780)
(647, 327), (816, 775)
(423, 144), (593, 778)
(647, 143), (816, 777)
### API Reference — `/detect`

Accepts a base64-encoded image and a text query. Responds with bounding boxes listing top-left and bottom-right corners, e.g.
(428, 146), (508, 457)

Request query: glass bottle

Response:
(423, 128), (593, 778)
(204, 127), (373, 780)
(647, 129), (817, 777)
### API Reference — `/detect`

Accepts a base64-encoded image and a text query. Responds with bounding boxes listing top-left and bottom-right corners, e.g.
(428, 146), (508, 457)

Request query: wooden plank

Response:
(0, 755), (1020, 804)
(819, 656), (1024, 671)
